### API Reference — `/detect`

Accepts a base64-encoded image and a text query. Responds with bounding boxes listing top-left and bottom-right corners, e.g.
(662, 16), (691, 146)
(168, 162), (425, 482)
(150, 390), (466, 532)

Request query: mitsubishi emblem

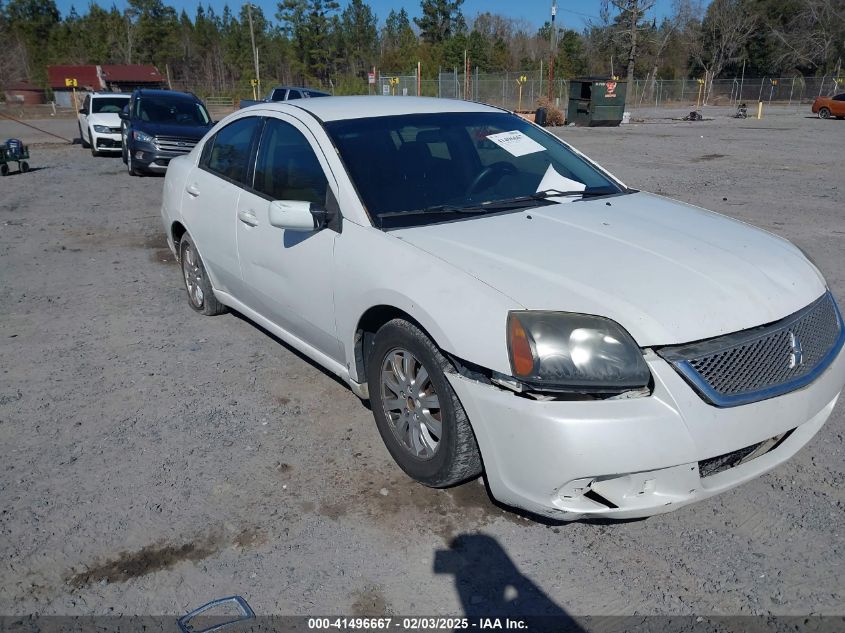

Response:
(788, 331), (803, 369)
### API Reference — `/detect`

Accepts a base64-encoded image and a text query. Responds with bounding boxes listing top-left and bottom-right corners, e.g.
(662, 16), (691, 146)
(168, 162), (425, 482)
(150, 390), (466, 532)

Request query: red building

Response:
(47, 64), (165, 107)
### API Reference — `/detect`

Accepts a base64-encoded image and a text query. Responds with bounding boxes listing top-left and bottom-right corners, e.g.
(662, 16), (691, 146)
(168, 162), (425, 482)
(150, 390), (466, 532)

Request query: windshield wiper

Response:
(376, 188), (620, 224)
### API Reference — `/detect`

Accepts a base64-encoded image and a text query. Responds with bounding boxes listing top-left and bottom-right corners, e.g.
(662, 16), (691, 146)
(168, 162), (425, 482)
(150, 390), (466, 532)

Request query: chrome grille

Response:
(153, 135), (197, 154)
(659, 292), (844, 407)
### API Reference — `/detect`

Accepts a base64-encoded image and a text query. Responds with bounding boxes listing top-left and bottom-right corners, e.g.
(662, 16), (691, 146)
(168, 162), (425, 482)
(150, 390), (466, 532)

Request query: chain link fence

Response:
(628, 76), (843, 109)
(373, 72), (843, 114)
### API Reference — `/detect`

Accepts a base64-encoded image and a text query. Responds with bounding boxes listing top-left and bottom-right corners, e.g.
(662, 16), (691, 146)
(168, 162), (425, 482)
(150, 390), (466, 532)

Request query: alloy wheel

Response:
(182, 243), (205, 308)
(380, 348), (442, 459)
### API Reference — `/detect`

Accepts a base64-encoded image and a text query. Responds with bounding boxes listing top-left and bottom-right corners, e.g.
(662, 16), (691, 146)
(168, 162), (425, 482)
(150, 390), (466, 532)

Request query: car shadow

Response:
(228, 310), (351, 393)
(434, 533), (586, 629)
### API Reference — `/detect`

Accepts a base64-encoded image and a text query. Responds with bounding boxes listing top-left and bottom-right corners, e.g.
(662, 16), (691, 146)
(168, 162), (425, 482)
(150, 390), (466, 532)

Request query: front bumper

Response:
(92, 131), (122, 152)
(447, 346), (845, 520)
(130, 144), (185, 172)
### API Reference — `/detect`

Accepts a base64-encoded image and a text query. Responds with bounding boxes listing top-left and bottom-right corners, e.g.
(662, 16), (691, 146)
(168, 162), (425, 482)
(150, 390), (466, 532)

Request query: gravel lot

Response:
(1, 105), (843, 620)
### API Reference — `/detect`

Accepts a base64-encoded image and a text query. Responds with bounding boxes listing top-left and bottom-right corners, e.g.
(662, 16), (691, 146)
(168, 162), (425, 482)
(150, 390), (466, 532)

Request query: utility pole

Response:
(246, 3), (261, 97)
(548, 0), (557, 102)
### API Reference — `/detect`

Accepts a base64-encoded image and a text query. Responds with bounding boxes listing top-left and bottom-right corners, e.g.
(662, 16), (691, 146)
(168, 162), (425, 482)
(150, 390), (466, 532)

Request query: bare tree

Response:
(767, 0), (844, 74)
(607, 0), (656, 103)
(690, 0), (756, 102)
(643, 0), (701, 100)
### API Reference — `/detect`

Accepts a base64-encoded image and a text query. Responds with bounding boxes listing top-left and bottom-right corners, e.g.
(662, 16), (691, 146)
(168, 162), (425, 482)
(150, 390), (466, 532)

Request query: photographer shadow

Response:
(434, 533), (586, 630)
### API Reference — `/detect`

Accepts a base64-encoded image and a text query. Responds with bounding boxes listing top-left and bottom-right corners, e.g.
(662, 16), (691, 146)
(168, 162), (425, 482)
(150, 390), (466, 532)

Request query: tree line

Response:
(1, 0), (842, 97)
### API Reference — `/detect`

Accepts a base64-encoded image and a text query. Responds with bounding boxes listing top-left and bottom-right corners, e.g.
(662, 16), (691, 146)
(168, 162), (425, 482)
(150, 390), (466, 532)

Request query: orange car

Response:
(812, 93), (845, 119)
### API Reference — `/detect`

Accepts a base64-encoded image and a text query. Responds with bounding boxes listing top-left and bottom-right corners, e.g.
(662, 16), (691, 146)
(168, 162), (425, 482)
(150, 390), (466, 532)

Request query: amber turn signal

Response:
(508, 314), (535, 377)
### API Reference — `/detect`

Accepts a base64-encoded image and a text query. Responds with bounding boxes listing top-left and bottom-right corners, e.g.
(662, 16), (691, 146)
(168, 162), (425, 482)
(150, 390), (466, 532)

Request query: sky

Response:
(56, 0), (679, 30)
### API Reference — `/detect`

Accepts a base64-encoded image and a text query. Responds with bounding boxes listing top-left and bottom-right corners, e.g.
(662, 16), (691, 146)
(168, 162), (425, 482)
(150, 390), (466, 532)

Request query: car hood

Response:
(88, 113), (122, 127)
(136, 122), (212, 139)
(392, 192), (827, 346)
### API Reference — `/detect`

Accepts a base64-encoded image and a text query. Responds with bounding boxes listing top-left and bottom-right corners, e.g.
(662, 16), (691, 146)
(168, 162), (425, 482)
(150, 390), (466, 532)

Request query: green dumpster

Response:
(566, 78), (627, 127)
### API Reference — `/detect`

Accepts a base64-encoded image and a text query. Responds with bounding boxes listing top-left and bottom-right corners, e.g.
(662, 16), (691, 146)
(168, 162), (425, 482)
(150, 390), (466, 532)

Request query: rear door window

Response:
(201, 117), (261, 186)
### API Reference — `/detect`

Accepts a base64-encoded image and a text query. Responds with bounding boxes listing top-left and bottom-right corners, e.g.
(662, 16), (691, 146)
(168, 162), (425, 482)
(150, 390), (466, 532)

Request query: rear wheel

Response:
(1, 164), (8, 177)
(20, 162), (29, 173)
(819, 107), (831, 119)
(179, 234), (226, 316)
(367, 319), (482, 487)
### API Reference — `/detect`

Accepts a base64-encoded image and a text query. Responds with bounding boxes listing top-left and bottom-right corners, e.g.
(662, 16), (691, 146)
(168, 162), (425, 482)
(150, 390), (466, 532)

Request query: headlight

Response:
(133, 130), (155, 144)
(507, 311), (650, 392)
(93, 125), (111, 133)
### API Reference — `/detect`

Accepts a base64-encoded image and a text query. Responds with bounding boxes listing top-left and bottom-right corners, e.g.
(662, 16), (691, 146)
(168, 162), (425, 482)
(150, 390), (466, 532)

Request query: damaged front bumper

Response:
(446, 347), (845, 521)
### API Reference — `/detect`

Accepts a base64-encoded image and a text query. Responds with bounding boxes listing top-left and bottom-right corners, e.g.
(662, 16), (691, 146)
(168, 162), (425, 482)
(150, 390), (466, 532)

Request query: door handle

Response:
(186, 183), (200, 197)
(237, 209), (259, 227)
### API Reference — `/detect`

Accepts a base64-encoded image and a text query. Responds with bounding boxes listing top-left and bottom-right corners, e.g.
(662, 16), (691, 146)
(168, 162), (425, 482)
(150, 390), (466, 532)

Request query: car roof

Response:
(135, 89), (198, 100)
(273, 86), (328, 93)
(91, 92), (129, 98)
(263, 96), (505, 122)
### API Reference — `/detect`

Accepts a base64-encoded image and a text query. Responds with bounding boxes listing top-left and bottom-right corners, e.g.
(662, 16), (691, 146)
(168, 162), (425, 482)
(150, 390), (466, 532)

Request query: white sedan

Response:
(160, 97), (845, 520)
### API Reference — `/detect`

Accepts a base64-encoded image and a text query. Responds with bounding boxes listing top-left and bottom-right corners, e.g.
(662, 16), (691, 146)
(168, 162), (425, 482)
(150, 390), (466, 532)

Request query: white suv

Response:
(160, 97), (845, 521)
(78, 92), (130, 156)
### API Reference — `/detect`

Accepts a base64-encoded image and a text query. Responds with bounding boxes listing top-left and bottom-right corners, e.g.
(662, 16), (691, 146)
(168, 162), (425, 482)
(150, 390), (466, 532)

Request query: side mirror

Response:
(268, 200), (328, 232)
(119, 106), (129, 120)
(78, 108), (85, 115)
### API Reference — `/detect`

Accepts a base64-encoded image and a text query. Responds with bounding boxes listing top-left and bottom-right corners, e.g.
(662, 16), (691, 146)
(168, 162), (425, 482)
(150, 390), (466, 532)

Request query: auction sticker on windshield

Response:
(486, 130), (546, 157)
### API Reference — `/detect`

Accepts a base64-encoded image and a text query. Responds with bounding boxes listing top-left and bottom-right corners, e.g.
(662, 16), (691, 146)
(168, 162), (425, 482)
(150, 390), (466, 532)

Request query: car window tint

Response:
(205, 117), (260, 185)
(253, 118), (328, 204)
(326, 112), (620, 220)
(287, 90), (302, 100)
(833, 94), (845, 101)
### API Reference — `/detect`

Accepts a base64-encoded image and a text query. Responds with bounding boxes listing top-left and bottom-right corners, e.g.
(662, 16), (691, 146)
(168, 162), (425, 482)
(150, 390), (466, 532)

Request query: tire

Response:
(367, 319), (482, 488)
(819, 107), (831, 119)
(20, 162), (29, 173)
(1, 164), (8, 177)
(127, 151), (141, 176)
(179, 234), (226, 316)
(79, 122), (90, 148)
(89, 129), (99, 157)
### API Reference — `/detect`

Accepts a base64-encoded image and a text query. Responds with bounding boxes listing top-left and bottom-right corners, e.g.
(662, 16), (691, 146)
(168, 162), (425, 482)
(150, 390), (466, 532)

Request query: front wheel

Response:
(89, 129), (99, 157)
(819, 107), (831, 119)
(367, 319), (482, 487)
(179, 235), (226, 316)
(127, 151), (140, 176)
(79, 122), (90, 148)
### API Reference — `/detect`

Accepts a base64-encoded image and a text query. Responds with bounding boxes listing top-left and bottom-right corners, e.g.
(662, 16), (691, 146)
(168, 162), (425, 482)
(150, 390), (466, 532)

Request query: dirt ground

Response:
(1, 105), (843, 620)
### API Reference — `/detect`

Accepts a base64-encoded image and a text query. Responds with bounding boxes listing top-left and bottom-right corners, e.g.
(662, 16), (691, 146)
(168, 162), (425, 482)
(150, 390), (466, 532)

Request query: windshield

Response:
(91, 97), (129, 114)
(324, 112), (624, 227)
(136, 96), (211, 126)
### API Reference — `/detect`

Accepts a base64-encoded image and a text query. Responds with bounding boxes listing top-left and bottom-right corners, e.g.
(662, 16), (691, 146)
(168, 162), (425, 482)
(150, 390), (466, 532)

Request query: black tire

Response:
(179, 234), (226, 316)
(79, 122), (90, 148)
(819, 107), (831, 119)
(367, 319), (482, 487)
(127, 151), (141, 176)
(89, 129), (99, 157)
(20, 162), (29, 173)
(1, 164), (8, 177)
